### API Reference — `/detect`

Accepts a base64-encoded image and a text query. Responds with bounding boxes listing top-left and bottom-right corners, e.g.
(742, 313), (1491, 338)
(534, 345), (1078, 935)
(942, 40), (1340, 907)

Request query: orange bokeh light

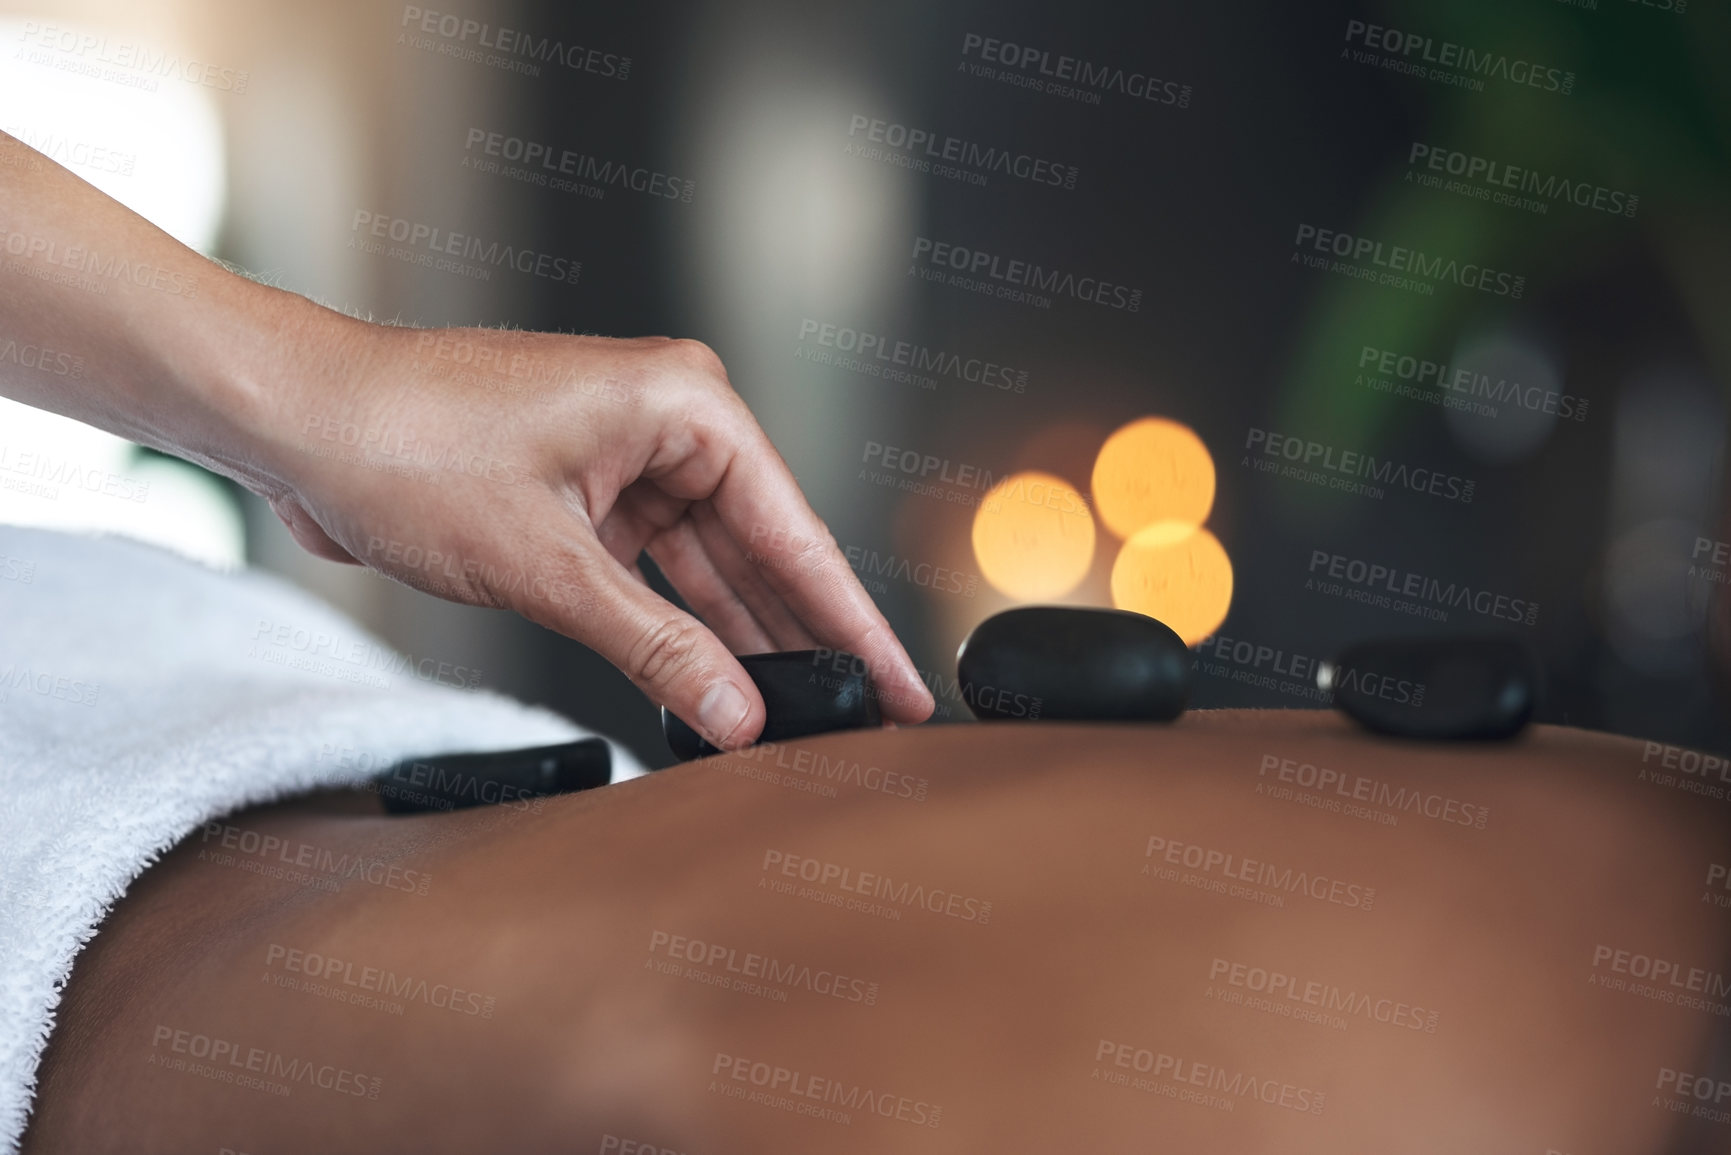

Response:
(1090, 417), (1216, 539)
(971, 470), (1096, 600)
(1110, 521), (1234, 645)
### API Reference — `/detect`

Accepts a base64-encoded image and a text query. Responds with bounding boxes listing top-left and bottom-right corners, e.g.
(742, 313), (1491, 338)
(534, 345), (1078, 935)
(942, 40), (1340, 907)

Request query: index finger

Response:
(713, 432), (934, 724)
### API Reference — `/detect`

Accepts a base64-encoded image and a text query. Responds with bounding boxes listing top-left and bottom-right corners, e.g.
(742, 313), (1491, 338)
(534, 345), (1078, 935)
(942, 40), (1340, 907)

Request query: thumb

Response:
(563, 552), (766, 751)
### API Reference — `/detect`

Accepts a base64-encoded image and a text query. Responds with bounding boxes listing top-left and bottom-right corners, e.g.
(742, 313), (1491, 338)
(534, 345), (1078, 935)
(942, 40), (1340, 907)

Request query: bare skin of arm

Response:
(23, 711), (1731, 1154)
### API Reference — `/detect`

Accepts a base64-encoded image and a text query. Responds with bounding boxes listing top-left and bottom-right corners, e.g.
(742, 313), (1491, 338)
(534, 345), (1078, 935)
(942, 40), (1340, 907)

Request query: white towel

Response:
(0, 525), (641, 1151)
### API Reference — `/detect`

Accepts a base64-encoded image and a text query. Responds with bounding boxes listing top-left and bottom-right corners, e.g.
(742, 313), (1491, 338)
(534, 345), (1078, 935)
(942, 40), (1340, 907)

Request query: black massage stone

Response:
(374, 738), (612, 813)
(663, 649), (882, 760)
(956, 606), (1192, 722)
(1328, 637), (1536, 740)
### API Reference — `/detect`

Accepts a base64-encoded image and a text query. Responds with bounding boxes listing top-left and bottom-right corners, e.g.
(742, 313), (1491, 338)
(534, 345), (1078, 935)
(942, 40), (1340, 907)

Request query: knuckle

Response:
(788, 528), (838, 576)
(626, 617), (708, 689)
(669, 337), (725, 378)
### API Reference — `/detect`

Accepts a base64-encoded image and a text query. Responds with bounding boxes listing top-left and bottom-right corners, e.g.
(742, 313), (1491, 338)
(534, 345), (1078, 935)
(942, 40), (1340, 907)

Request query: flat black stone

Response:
(955, 606), (1192, 722)
(374, 738), (612, 813)
(1328, 636), (1537, 740)
(663, 649), (882, 760)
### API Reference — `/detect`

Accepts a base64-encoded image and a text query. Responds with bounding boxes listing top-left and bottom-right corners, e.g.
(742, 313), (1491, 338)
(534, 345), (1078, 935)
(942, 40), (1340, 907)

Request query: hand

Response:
(0, 129), (932, 745)
(236, 306), (934, 749)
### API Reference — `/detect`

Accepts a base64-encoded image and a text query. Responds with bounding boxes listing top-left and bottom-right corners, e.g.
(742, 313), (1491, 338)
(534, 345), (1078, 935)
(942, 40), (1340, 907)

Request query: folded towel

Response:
(0, 525), (640, 1151)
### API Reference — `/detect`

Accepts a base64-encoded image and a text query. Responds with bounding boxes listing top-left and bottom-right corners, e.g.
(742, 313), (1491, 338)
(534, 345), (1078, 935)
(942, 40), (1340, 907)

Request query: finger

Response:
(526, 537), (766, 750)
(600, 483), (787, 651)
(622, 345), (929, 720)
(688, 500), (821, 651)
(645, 519), (778, 655)
(709, 437), (933, 723)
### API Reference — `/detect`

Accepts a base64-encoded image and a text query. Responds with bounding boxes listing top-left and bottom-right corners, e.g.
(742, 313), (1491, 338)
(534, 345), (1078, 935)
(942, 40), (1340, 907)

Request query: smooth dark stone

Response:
(663, 649), (882, 760)
(1328, 636), (1537, 740)
(955, 606), (1192, 722)
(374, 738), (612, 813)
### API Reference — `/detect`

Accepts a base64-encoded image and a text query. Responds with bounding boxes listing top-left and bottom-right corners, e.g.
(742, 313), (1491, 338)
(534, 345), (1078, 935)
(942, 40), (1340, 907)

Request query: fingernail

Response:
(698, 682), (751, 749)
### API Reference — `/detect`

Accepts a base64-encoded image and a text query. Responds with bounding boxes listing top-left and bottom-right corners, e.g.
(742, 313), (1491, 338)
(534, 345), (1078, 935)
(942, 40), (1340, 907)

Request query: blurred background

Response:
(1, 0), (1726, 768)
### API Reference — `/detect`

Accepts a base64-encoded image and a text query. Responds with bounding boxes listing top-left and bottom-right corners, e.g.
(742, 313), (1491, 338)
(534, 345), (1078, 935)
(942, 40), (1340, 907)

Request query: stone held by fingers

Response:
(663, 649), (883, 760)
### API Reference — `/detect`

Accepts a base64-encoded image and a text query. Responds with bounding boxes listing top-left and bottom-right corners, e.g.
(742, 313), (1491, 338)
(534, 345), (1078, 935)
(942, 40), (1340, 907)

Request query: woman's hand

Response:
(240, 310), (935, 749)
(0, 129), (932, 746)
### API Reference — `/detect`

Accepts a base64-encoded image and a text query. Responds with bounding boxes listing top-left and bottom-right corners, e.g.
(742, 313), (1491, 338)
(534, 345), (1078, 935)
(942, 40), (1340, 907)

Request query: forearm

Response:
(0, 130), (350, 497)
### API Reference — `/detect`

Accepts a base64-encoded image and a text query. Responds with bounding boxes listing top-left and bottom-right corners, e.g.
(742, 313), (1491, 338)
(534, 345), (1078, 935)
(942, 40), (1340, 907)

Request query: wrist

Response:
(159, 273), (371, 501)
